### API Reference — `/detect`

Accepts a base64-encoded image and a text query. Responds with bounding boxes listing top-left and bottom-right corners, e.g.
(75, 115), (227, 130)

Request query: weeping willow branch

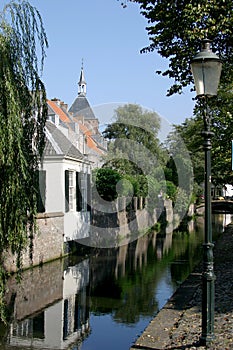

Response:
(0, 0), (48, 296)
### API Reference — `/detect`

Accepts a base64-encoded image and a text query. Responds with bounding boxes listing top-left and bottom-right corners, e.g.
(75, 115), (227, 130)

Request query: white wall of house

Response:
(41, 156), (64, 213)
(223, 184), (233, 198)
(41, 156), (91, 241)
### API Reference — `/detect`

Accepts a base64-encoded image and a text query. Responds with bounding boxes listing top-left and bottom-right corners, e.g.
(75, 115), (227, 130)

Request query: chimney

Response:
(51, 98), (60, 103)
(60, 102), (68, 111)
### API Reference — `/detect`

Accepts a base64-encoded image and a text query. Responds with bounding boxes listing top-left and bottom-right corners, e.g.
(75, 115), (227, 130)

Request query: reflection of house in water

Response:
(8, 259), (90, 349)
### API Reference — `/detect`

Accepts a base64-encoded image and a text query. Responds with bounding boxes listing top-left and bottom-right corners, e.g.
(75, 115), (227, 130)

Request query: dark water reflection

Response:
(0, 214), (231, 350)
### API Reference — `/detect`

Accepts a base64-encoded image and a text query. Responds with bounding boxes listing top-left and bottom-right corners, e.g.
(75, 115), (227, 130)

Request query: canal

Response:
(0, 214), (231, 350)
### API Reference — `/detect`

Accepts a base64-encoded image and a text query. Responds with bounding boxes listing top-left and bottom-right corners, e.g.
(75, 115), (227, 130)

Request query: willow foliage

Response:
(0, 0), (48, 321)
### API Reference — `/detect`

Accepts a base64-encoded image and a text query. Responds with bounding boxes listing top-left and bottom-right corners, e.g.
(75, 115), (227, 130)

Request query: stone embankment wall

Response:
(92, 197), (173, 227)
(90, 198), (195, 247)
(4, 199), (195, 271)
(4, 212), (64, 272)
(89, 197), (175, 247)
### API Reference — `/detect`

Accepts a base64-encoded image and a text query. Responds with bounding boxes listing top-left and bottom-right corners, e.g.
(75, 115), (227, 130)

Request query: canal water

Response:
(0, 214), (231, 350)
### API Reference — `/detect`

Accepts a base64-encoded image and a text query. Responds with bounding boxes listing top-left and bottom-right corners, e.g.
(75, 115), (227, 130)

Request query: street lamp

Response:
(190, 39), (222, 345)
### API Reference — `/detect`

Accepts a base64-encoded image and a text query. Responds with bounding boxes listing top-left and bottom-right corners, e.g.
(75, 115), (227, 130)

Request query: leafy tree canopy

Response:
(118, 1), (233, 200)
(123, 0), (233, 96)
(166, 116), (203, 186)
(197, 90), (233, 186)
(102, 103), (194, 214)
(103, 103), (166, 176)
(93, 168), (122, 201)
(167, 86), (233, 194)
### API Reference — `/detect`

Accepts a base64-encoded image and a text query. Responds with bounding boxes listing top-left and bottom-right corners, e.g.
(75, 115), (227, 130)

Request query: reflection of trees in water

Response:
(169, 215), (227, 285)
(89, 223), (205, 325)
(1, 215), (226, 344)
(0, 291), (15, 346)
(0, 222), (194, 340)
(89, 237), (159, 323)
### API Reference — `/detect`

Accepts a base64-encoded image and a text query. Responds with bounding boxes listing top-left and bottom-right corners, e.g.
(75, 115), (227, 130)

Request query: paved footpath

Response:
(130, 223), (233, 350)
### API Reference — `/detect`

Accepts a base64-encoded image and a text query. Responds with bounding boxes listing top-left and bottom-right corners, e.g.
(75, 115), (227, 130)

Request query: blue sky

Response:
(2, 0), (195, 127)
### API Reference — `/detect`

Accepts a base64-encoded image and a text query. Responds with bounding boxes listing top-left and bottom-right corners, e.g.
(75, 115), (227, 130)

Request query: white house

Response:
(4, 66), (107, 271)
(39, 66), (107, 245)
(40, 120), (92, 242)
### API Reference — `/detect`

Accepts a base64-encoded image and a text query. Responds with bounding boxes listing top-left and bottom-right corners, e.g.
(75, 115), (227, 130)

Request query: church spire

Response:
(78, 59), (86, 96)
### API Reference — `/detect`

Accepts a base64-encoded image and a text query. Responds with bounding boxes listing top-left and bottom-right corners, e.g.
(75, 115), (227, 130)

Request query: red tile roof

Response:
(47, 100), (71, 123)
(78, 123), (103, 154)
(47, 99), (104, 155)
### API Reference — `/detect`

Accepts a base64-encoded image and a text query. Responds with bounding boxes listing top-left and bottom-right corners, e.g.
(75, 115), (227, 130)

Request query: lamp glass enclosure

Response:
(191, 40), (222, 98)
(191, 60), (222, 97)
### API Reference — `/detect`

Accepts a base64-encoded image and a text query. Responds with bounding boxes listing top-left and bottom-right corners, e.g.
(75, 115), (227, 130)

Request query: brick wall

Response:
(4, 212), (65, 272)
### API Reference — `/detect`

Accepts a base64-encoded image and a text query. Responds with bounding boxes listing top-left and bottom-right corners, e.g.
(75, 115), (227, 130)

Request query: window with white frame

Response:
(65, 170), (91, 213)
(80, 172), (87, 211)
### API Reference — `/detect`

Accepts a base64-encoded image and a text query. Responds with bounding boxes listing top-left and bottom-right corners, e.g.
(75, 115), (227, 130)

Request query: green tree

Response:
(102, 103), (168, 201)
(124, 0), (233, 96)
(120, 0), (233, 199)
(0, 0), (48, 321)
(167, 87), (233, 197)
(167, 117), (204, 187)
(204, 90), (233, 186)
(103, 103), (166, 174)
(93, 168), (122, 201)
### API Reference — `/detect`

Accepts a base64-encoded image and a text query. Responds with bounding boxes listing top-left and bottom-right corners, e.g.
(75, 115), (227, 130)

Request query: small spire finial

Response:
(78, 59), (86, 96)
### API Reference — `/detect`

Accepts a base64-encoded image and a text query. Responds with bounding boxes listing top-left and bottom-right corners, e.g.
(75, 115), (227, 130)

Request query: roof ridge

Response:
(45, 121), (84, 160)
(45, 126), (62, 154)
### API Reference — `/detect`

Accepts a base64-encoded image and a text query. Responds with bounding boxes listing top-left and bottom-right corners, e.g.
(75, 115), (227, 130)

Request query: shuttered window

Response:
(65, 170), (69, 212)
(76, 172), (82, 212)
(87, 174), (91, 212)
(36, 170), (46, 213)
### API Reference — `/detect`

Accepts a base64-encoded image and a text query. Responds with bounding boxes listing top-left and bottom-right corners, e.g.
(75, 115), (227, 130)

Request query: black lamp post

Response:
(190, 39), (222, 345)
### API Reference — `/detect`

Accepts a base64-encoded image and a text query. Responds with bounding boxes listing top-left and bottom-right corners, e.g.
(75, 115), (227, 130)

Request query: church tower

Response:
(69, 63), (100, 135)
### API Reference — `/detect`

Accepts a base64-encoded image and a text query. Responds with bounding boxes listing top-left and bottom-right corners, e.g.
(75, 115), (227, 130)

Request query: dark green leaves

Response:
(128, 0), (233, 96)
(0, 1), (48, 275)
